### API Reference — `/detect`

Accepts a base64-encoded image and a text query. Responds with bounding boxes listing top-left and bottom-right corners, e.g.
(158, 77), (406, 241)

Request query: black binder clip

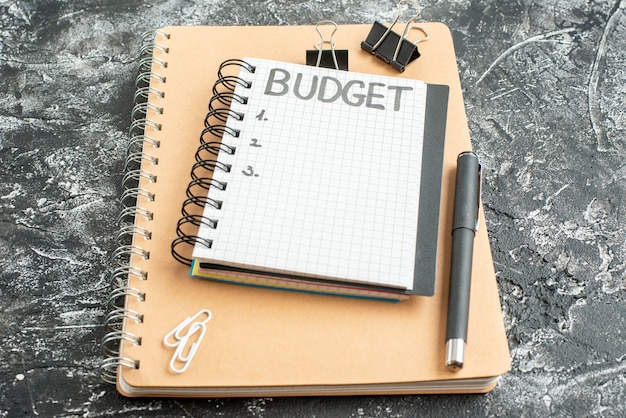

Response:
(306, 21), (349, 71)
(361, 0), (429, 72)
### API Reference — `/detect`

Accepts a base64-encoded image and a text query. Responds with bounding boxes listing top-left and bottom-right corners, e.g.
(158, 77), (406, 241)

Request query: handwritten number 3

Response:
(242, 166), (258, 177)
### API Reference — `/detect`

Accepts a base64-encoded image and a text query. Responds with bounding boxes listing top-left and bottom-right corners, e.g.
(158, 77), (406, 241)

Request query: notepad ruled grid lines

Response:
(195, 58), (429, 289)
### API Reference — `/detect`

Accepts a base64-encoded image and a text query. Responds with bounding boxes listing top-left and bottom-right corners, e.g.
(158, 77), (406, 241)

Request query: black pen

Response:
(446, 151), (481, 371)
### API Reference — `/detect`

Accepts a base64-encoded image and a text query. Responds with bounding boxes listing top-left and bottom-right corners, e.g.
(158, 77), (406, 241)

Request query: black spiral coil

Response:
(99, 29), (169, 384)
(171, 59), (256, 265)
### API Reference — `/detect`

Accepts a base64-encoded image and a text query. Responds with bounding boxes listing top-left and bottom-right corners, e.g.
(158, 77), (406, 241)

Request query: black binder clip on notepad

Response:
(306, 20), (348, 71)
(361, 0), (429, 72)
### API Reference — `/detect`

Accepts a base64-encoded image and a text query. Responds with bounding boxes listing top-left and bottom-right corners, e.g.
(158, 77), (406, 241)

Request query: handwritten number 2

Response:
(250, 138), (262, 147)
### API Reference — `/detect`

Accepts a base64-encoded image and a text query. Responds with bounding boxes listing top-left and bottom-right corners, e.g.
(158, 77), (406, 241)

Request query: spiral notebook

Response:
(102, 24), (510, 397)
(174, 58), (449, 300)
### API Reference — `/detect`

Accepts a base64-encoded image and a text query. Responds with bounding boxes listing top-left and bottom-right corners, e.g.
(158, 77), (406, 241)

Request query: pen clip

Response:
(475, 163), (482, 231)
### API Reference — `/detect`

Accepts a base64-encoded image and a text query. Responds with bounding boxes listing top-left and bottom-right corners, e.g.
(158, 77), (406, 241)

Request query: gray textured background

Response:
(1, 0), (625, 416)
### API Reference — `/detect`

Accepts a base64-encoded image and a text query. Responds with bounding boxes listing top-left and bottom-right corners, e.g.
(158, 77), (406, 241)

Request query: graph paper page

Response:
(193, 58), (429, 290)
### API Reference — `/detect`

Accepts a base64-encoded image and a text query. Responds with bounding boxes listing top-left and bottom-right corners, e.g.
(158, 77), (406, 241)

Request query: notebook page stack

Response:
(184, 58), (448, 300)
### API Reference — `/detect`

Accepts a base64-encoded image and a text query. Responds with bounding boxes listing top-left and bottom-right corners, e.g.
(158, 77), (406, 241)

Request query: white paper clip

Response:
(163, 309), (212, 374)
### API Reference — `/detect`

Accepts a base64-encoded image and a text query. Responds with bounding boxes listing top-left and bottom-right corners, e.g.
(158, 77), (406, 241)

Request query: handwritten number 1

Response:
(256, 110), (268, 121)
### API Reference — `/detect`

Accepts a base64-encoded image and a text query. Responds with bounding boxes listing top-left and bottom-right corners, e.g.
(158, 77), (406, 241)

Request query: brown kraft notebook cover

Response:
(102, 23), (510, 397)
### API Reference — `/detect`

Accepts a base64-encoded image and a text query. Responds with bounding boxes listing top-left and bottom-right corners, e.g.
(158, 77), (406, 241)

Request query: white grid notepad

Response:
(193, 58), (428, 290)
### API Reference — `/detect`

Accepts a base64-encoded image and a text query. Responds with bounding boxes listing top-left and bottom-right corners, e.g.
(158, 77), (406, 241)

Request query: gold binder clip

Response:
(361, 0), (429, 72)
(306, 20), (349, 71)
